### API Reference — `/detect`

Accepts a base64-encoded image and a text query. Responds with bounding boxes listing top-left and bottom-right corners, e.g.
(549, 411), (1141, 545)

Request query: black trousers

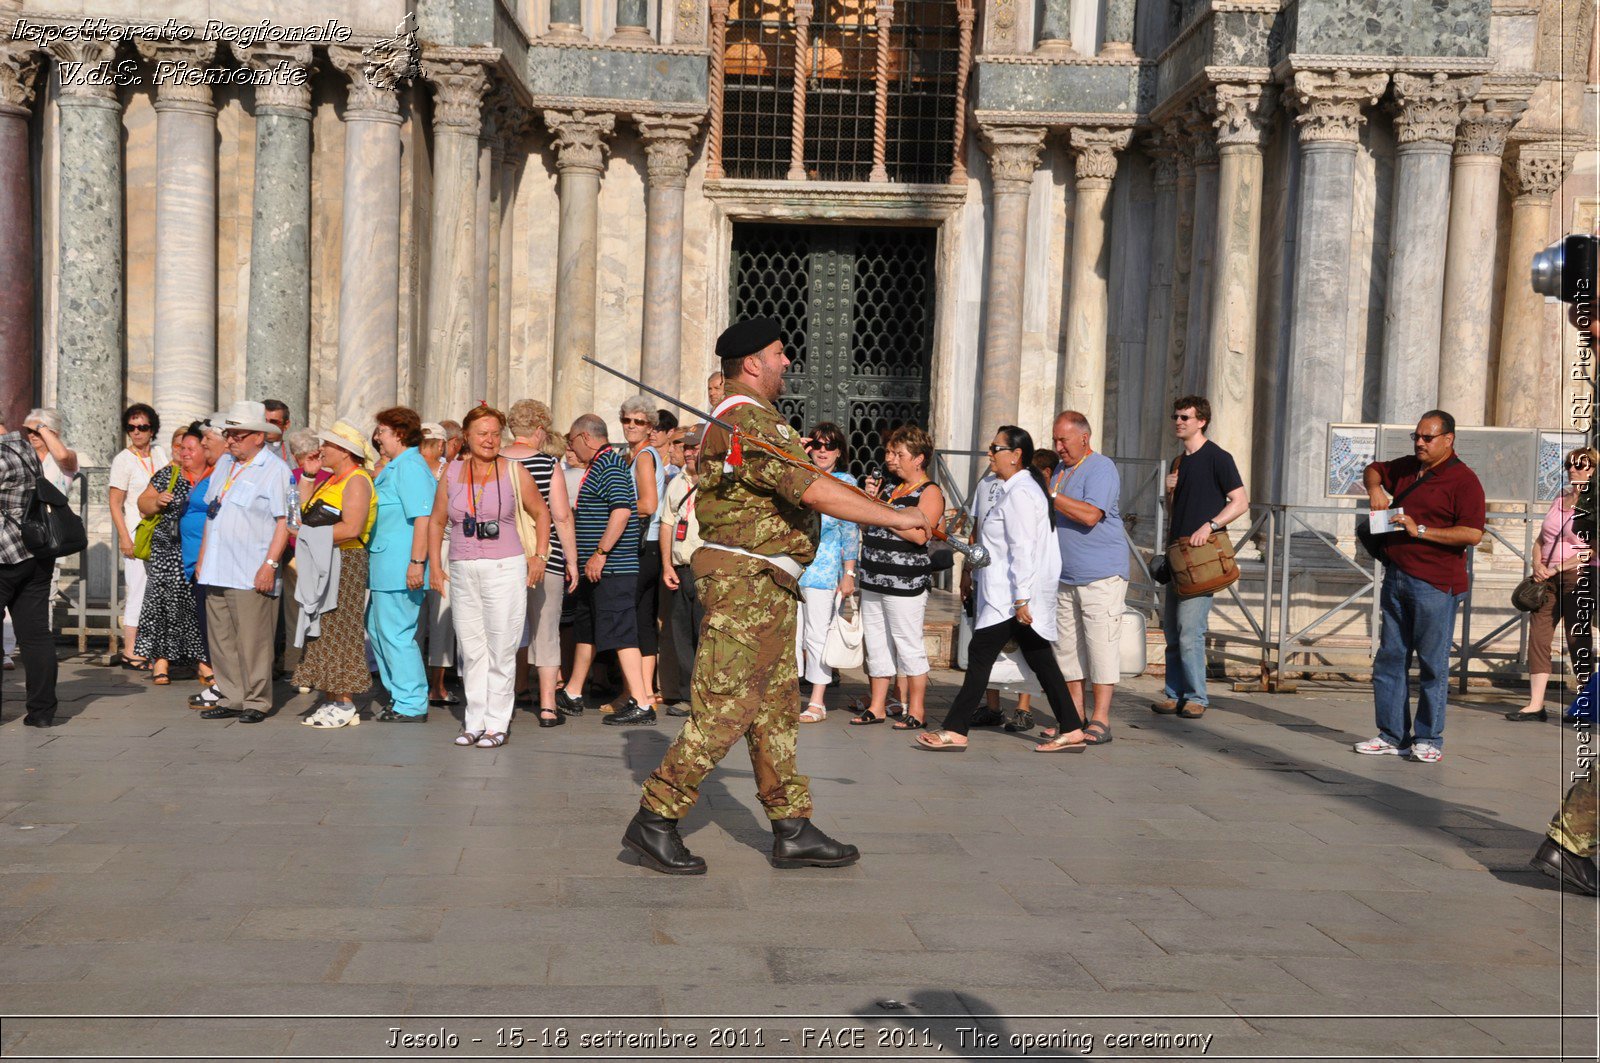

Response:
(635, 541), (661, 657)
(659, 563), (705, 702)
(941, 616), (1081, 736)
(0, 557), (58, 722)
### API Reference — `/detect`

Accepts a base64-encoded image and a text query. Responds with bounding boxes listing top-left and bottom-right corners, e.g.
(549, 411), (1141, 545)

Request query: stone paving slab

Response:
(1, 656), (1596, 1060)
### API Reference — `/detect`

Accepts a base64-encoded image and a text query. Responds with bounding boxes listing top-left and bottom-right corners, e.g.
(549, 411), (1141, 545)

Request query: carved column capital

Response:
(545, 109), (617, 176)
(1507, 141), (1574, 201)
(328, 45), (401, 121)
(1068, 126), (1132, 188)
(1143, 131), (1179, 188)
(1183, 99), (1219, 167)
(0, 43), (42, 118)
(1286, 70), (1388, 145)
(421, 56), (492, 136)
(635, 113), (703, 189)
(979, 124), (1046, 193)
(135, 40), (218, 114)
(230, 42), (313, 117)
(48, 38), (121, 105)
(1213, 82), (1275, 149)
(1453, 98), (1525, 158)
(1390, 72), (1479, 147)
(485, 83), (532, 159)
(1161, 118), (1196, 182)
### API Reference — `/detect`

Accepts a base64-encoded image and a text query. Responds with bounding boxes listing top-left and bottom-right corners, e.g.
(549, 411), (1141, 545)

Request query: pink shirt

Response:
(1541, 495), (1595, 568)
(445, 460), (524, 562)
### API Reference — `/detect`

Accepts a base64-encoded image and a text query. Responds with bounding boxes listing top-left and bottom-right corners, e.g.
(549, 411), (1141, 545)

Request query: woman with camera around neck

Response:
(427, 405), (552, 748)
(291, 422), (377, 729)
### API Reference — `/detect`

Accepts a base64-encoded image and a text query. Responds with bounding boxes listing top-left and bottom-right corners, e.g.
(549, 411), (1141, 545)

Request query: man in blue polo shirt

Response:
(559, 413), (653, 724)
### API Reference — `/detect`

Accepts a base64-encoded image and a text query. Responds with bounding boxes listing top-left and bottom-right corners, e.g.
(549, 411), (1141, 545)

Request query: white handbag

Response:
(822, 593), (865, 670)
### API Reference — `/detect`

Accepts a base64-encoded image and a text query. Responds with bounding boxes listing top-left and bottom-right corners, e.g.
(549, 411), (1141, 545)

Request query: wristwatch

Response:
(595, 546), (610, 556)
(1208, 520), (1222, 533)
(264, 558), (280, 570)
(1416, 525), (1428, 537)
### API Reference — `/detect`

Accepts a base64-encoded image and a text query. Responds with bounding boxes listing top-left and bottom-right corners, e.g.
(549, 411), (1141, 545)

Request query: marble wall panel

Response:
(592, 135), (648, 429)
(418, 0), (498, 45)
(1490, 11), (1540, 71)
(400, 88), (430, 411)
(524, 45), (708, 109)
(970, 60), (1143, 117)
(121, 87), (155, 409)
(1285, 0), (1491, 58)
(513, 134), (559, 415)
(677, 146), (714, 409)
(309, 73), (347, 430)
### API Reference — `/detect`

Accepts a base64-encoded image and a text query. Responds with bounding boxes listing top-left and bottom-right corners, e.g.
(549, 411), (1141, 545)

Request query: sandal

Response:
(453, 729), (484, 746)
(1083, 721), (1113, 745)
(849, 707), (886, 726)
(891, 715), (926, 730)
(197, 669), (214, 685)
(799, 703), (827, 723)
(115, 653), (151, 670)
(151, 669), (171, 686)
(885, 700), (908, 719)
(1034, 731), (1087, 753)
(475, 731), (508, 748)
(914, 729), (967, 751)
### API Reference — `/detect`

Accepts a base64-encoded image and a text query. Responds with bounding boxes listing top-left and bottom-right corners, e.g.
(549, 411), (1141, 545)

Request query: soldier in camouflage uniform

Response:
(623, 317), (930, 874)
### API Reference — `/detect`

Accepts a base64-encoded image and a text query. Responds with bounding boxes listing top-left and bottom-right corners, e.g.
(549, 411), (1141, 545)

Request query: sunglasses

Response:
(1568, 460), (1592, 470)
(126, 423), (152, 432)
(1171, 414), (1195, 422)
(987, 444), (1019, 454)
(620, 417), (652, 427)
(806, 441), (840, 452)
(1410, 432), (1445, 443)
(223, 429), (253, 441)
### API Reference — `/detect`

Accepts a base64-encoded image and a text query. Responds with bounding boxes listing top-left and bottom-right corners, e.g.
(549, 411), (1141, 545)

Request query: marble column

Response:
(329, 46), (403, 419)
(976, 125), (1046, 435)
(0, 46), (41, 423)
(493, 121), (522, 408)
(1139, 134), (1180, 462)
(1204, 83), (1273, 490)
(136, 41), (218, 429)
(1163, 120), (1196, 398)
(1438, 100), (1523, 423)
(1280, 70), (1388, 508)
(1181, 100), (1219, 396)
(1062, 127), (1132, 434)
(474, 115), (495, 405)
(1496, 141), (1574, 428)
(1100, 0), (1137, 58)
(545, 109), (616, 430)
(234, 44), (314, 421)
(1377, 73), (1477, 423)
(49, 39), (125, 465)
(421, 56), (490, 420)
(612, 0), (653, 41)
(1035, 0), (1076, 55)
(547, 0), (586, 38)
(635, 114), (701, 394)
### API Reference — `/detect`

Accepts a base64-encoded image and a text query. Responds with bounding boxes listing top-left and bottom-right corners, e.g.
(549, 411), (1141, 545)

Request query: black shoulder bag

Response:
(10, 444), (87, 560)
(1355, 458), (1454, 566)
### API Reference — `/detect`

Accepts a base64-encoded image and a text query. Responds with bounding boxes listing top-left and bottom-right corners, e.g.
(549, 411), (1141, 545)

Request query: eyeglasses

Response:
(620, 417), (651, 428)
(1410, 432), (1445, 443)
(1171, 414), (1195, 422)
(222, 429), (252, 441)
(987, 444), (1019, 454)
(126, 422), (152, 432)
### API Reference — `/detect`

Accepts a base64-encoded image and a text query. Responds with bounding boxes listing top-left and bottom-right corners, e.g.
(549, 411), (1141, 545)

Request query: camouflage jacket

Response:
(695, 380), (822, 567)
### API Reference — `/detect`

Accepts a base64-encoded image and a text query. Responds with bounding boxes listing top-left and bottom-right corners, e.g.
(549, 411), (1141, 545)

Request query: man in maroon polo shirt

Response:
(1355, 410), (1486, 764)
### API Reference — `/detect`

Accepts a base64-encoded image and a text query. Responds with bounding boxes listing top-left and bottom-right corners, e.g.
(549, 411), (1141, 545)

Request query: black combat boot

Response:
(1530, 838), (1599, 896)
(622, 808), (707, 875)
(770, 818), (860, 869)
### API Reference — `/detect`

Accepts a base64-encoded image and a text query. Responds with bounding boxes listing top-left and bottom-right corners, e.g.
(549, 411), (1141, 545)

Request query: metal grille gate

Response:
(729, 223), (935, 479)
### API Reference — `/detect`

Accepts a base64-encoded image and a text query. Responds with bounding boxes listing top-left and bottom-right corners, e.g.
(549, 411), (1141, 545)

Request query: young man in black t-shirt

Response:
(1154, 396), (1249, 719)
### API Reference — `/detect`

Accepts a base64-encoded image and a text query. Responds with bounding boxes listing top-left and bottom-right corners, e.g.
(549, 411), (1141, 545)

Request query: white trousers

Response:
(795, 586), (838, 687)
(122, 557), (147, 630)
(1054, 576), (1128, 686)
(861, 588), (929, 678)
(450, 555), (527, 734)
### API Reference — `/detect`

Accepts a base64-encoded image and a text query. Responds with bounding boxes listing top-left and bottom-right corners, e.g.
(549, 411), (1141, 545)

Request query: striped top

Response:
(574, 445), (640, 575)
(859, 479), (933, 597)
(515, 453), (565, 571)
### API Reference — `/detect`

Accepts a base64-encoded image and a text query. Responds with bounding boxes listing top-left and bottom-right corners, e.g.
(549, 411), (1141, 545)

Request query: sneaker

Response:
(555, 689), (584, 717)
(1408, 742), (1443, 764)
(303, 702), (359, 728)
(664, 701), (692, 718)
(603, 699), (657, 726)
(1353, 735), (1404, 756)
(2, 655), (13, 671)
(189, 685), (223, 708)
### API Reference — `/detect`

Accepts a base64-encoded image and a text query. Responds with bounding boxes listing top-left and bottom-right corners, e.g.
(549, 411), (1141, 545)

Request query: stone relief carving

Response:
(0, 44), (42, 114)
(329, 45), (401, 117)
(422, 57), (492, 135)
(1069, 126), (1133, 185)
(545, 109), (617, 175)
(1509, 143), (1573, 199)
(1143, 131), (1180, 187)
(1286, 70), (1388, 144)
(676, 0), (706, 44)
(1390, 73), (1479, 146)
(991, 0), (1016, 45)
(1183, 97), (1220, 166)
(1212, 83), (1275, 147)
(978, 125), (1046, 189)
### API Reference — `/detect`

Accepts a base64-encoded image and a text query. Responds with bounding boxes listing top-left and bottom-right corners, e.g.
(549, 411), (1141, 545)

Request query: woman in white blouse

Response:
(915, 426), (1087, 752)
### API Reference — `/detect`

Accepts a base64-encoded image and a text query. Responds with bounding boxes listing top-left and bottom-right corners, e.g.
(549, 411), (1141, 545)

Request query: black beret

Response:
(715, 317), (783, 362)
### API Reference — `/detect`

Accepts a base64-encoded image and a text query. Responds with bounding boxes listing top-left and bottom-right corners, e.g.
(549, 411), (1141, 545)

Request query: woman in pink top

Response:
(426, 405), (551, 748)
(1509, 446), (1597, 721)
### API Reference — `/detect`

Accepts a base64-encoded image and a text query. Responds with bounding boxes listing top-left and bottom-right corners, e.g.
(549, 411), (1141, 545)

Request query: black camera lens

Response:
(477, 521), (500, 540)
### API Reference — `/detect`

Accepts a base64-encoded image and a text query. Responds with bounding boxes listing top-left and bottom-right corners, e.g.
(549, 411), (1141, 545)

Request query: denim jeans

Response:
(1373, 566), (1462, 750)
(1162, 586), (1214, 708)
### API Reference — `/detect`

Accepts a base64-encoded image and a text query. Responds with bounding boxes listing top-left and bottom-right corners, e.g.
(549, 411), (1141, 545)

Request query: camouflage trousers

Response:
(641, 562), (811, 821)
(1548, 768), (1598, 858)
